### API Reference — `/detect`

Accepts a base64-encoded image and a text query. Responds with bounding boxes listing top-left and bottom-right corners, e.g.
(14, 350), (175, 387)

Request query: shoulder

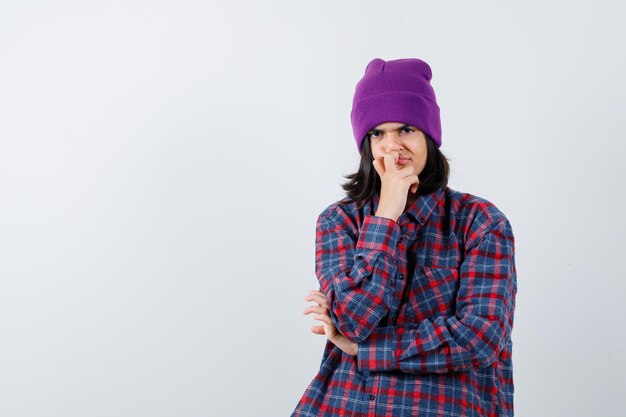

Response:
(444, 186), (513, 236)
(316, 197), (363, 232)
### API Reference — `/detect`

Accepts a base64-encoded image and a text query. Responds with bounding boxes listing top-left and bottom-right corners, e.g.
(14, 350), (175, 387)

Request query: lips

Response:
(397, 157), (410, 164)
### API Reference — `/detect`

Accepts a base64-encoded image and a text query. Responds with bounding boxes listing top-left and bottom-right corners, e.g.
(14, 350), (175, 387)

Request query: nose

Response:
(382, 132), (404, 152)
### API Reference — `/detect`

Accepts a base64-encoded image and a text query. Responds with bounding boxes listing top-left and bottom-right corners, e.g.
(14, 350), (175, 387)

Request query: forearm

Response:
(355, 313), (511, 373)
(317, 213), (406, 343)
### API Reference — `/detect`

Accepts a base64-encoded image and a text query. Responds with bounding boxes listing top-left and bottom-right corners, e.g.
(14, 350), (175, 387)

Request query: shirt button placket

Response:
(394, 271), (404, 325)
(394, 230), (407, 327)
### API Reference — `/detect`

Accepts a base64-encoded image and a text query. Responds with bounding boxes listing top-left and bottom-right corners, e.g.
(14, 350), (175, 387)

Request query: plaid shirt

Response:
(291, 185), (517, 417)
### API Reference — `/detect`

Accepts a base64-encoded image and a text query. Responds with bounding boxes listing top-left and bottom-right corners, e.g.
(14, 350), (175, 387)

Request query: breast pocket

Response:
(405, 266), (460, 321)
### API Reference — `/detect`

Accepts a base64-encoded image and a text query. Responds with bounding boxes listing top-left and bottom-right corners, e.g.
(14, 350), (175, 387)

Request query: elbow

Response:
(345, 329), (371, 344)
(333, 314), (378, 344)
(473, 347), (499, 369)
(459, 315), (504, 369)
(329, 297), (387, 343)
(472, 326), (506, 369)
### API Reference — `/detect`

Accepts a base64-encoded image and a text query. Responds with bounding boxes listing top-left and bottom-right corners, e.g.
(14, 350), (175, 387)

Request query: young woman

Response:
(291, 58), (517, 417)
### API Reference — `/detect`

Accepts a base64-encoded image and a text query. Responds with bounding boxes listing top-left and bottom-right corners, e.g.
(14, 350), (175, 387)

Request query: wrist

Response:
(374, 210), (398, 222)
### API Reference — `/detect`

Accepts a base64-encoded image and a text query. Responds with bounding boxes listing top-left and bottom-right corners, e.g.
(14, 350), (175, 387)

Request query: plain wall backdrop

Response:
(1, 1), (625, 416)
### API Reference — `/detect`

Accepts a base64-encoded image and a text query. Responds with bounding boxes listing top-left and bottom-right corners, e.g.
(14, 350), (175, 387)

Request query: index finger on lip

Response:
(384, 152), (398, 165)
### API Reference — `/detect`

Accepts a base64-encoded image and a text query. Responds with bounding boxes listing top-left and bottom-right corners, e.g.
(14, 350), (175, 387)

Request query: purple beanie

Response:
(350, 58), (442, 152)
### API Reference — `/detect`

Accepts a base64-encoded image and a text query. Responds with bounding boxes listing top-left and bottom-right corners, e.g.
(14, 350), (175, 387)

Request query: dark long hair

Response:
(340, 133), (450, 209)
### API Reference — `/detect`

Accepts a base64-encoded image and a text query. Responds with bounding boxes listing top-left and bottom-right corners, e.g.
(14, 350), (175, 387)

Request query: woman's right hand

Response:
(372, 150), (419, 222)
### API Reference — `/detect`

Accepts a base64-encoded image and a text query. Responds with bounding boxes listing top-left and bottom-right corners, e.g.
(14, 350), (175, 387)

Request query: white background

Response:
(1, 1), (625, 416)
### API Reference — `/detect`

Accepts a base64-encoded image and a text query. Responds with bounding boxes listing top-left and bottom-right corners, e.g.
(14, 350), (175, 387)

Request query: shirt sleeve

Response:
(355, 215), (517, 373)
(315, 209), (405, 343)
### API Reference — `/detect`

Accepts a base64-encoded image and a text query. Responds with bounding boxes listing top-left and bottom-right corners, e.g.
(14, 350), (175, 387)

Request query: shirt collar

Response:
(372, 186), (445, 226)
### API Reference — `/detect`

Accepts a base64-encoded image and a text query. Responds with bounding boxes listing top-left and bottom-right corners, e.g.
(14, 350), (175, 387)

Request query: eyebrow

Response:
(368, 124), (413, 134)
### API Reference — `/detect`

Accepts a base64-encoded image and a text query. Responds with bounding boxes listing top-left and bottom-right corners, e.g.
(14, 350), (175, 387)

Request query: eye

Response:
(401, 127), (415, 134)
(369, 131), (381, 139)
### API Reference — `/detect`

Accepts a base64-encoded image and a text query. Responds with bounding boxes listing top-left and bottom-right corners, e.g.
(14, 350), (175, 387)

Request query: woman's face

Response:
(368, 122), (428, 176)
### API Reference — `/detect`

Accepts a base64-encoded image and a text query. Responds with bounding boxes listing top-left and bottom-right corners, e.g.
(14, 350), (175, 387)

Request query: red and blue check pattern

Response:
(291, 185), (517, 417)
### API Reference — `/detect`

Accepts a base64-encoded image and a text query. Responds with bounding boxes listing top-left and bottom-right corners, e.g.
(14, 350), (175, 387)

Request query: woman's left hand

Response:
(304, 289), (358, 357)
